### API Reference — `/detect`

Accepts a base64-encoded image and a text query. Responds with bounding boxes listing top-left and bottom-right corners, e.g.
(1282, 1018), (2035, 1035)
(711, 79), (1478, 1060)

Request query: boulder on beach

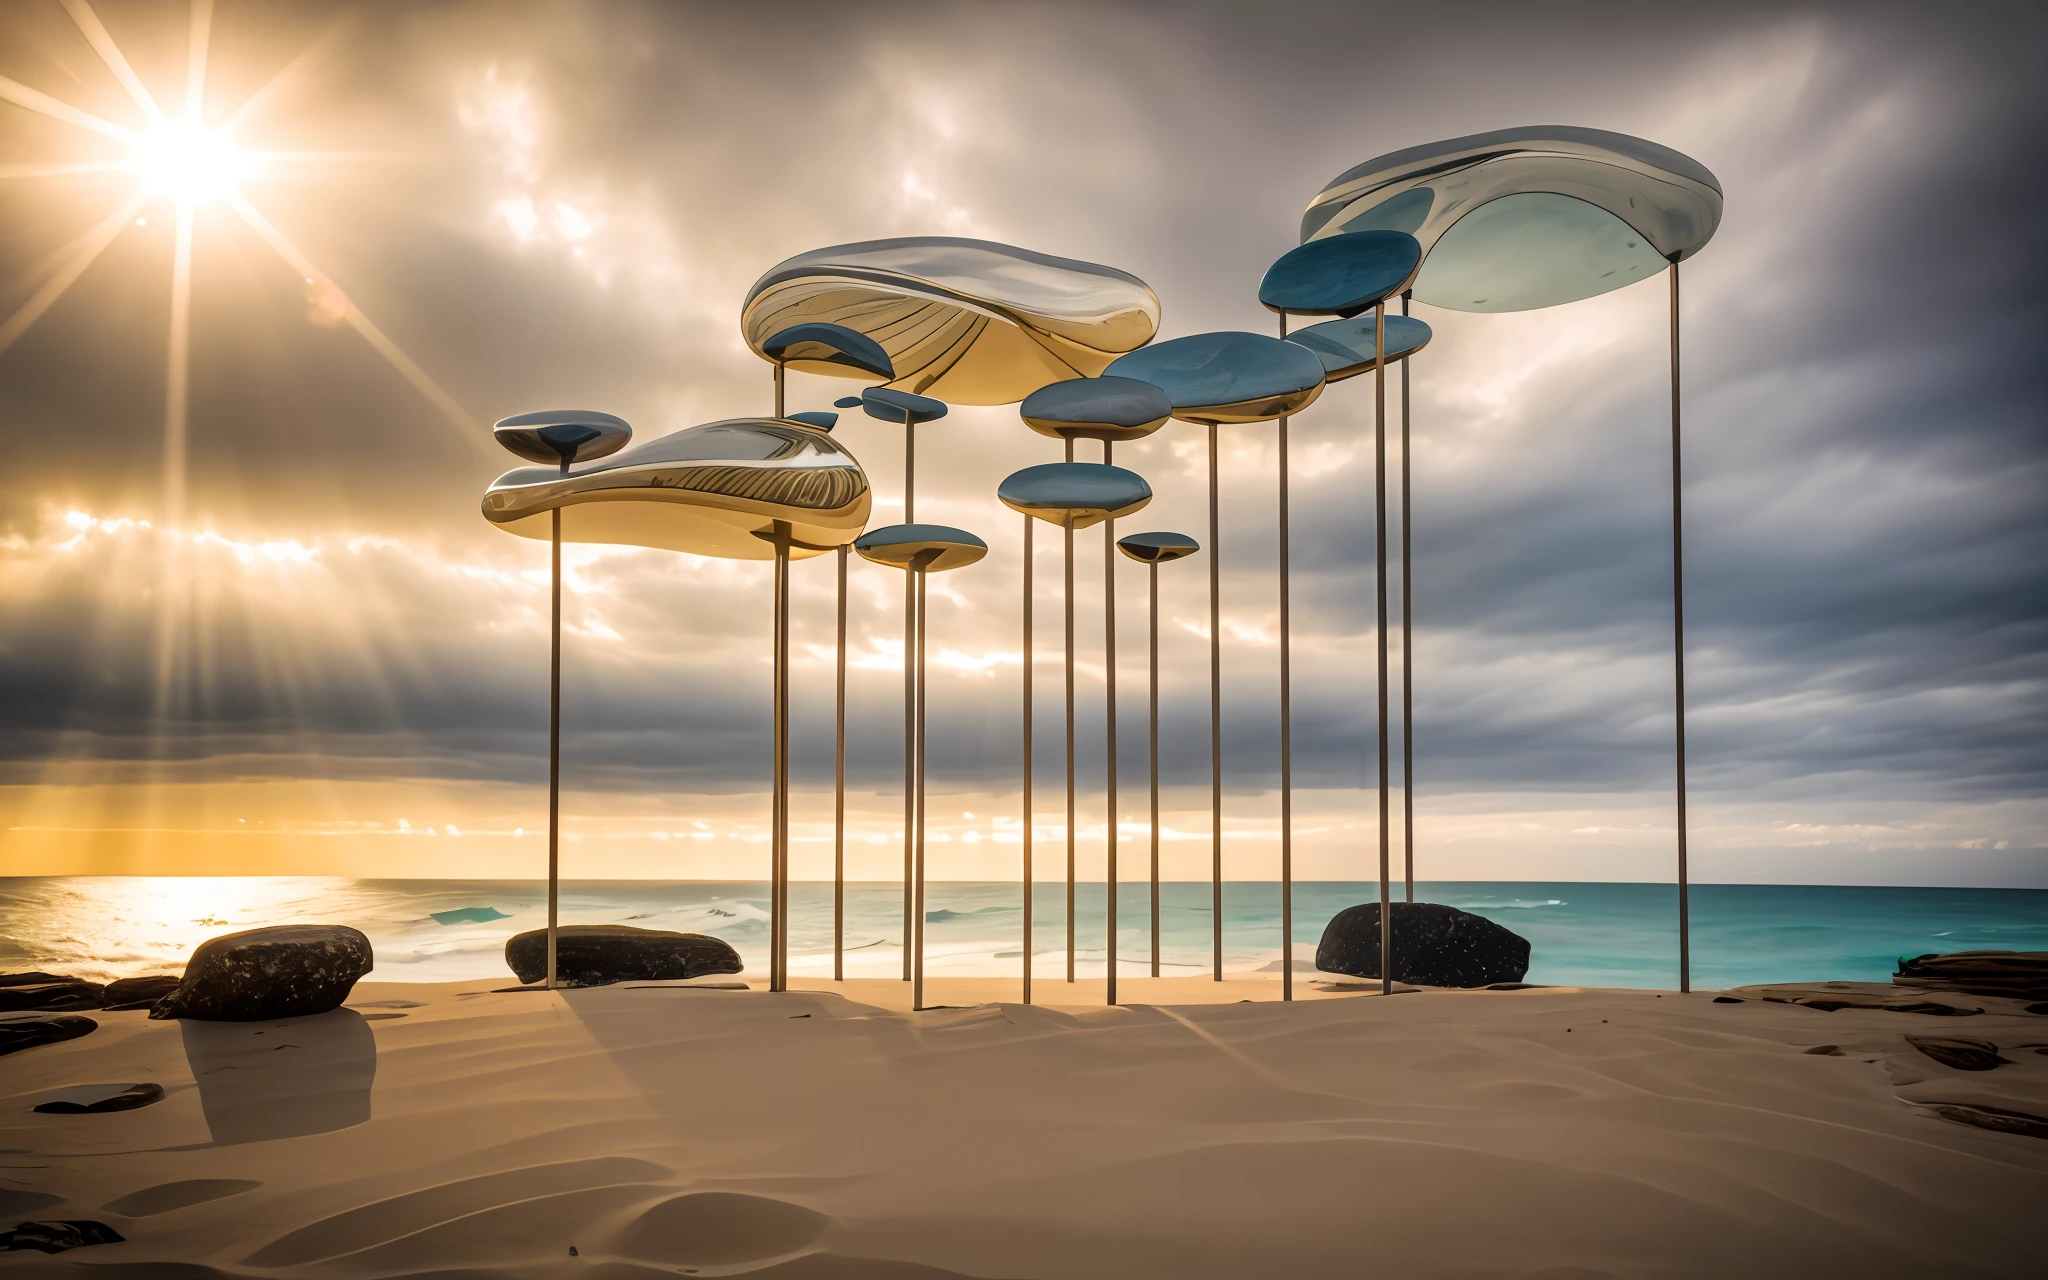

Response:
(0, 974), (105, 1013)
(101, 974), (182, 1011)
(505, 925), (744, 988)
(1315, 902), (1530, 987)
(149, 925), (374, 1022)
(1894, 950), (2048, 1002)
(0, 1220), (125, 1253)
(0, 1013), (97, 1058)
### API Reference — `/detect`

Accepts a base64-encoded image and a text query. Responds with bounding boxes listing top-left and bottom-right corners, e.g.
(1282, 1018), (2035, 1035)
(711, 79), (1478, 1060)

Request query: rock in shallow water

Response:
(101, 974), (181, 1011)
(150, 925), (373, 1022)
(1894, 950), (2048, 1002)
(0, 975), (105, 1012)
(1314, 902), (1530, 988)
(0, 1013), (97, 1057)
(505, 925), (743, 987)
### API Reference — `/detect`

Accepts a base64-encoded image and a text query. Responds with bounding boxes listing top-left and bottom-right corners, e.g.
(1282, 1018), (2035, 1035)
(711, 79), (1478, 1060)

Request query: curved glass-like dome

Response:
(481, 418), (870, 561)
(1104, 331), (1325, 425)
(854, 523), (988, 572)
(1299, 126), (1722, 313)
(741, 237), (1162, 405)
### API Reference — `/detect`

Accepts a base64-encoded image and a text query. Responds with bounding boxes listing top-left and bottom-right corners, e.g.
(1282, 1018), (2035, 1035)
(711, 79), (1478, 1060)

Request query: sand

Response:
(3, 975), (2044, 1278)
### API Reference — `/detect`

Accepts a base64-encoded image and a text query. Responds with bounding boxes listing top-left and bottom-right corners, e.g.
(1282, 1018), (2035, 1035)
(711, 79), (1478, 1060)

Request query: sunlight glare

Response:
(131, 116), (253, 206)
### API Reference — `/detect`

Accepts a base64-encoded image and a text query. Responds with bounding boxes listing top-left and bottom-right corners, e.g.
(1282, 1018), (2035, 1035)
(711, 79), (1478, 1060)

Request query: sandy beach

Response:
(4, 976), (2044, 1277)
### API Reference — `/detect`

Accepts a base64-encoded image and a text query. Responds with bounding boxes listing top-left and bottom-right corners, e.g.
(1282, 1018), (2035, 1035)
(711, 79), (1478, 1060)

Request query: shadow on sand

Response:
(180, 1007), (376, 1146)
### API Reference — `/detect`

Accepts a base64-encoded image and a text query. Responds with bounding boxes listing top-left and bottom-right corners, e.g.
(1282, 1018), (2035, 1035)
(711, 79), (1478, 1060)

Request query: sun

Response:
(130, 115), (255, 207)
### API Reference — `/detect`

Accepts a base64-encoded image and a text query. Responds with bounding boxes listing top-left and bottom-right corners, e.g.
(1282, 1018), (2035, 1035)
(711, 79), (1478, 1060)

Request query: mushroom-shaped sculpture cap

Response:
(1020, 376), (1172, 442)
(1286, 314), (1433, 382)
(481, 418), (869, 561)
(858, 386), (948, 426)
(1104, 332), (1325, 425)
(854, 523), (988, 573)
(742, 237), (1162, 405)
(492, 410), (632, 468)
(787, 410), (839, 431)
(760, 322), (895, 382)
(1300, 126), (1723, 313)
(1117, 531), (1199, 564)
(997, 462), (1153, 531)
(1258, 231), (1422, 317)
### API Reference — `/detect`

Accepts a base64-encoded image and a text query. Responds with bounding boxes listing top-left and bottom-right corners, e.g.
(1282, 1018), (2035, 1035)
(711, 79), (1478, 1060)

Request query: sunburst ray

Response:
(59, 0), (163, 122)
(0, 72), (135, 142)
(0, 187), (151, 356)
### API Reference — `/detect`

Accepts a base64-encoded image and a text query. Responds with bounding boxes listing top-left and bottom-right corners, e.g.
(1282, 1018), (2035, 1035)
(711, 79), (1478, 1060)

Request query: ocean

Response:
(3, 878), (2044, 990)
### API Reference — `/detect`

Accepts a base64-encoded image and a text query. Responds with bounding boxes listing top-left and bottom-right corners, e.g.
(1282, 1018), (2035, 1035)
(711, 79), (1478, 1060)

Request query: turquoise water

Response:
(3, 877), (2043, 990)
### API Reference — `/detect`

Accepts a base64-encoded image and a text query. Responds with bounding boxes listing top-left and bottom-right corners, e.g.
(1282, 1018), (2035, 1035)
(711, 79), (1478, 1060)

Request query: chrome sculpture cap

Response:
(741, 236), (1161, 405)
(1104, 331), (1325, 425)
(1286, 314), (1433, 381)
(492, 409), (632, 468)
(1117, 531), (1199, 564)
(1259, 231), (1422, 317)
(854, 523), (988, 572)
(1019, 376), (1172, 442)
(786, 410), (839, 431)
(760, 322), (894, 382)
(481, 417), (870, 561)
(858, 386), (948, 426)
(997, 461), (1153, 531)
(1300, 125), (1723, 313)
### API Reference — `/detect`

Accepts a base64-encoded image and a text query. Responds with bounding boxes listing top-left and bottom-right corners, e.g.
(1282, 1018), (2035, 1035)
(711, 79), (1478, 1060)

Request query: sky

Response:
(0, 0), (2043, 886)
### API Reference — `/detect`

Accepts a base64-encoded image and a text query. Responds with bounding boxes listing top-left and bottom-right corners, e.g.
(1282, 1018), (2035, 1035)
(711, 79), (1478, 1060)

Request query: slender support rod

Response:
(834, 543), (847, 981)
(774, 361), (785, 419)
(1022, 515), (1035, 1005)
(1148, 561), (1161, 978)
(1671, 260), (1691, 994)
(1375, 301), (1392, 997)
(913, 566), (929, 1010)
(547, 499), (562, 991)
(1065, 439), (1077, 983)
(1401, 290), (1415, 904)
(1208, 421), (1222, 981)
(773, 537), (794, 991)
(1105, 439), (1119, 1005)
(1278, 314), (1293, 1002)
(902, 424), (916, 981)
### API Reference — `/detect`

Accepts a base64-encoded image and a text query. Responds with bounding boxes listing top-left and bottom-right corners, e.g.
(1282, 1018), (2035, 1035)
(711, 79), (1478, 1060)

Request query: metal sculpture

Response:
(482, 417), (871, 992)
(487, 410), (632, 991)
(856, 523), (989, 1010)
(1302, 127), (1722, 988)
(1116, 530), (1200, 979)
(999, 460), (1153, 1001)
(1105, 332), (1324, 982)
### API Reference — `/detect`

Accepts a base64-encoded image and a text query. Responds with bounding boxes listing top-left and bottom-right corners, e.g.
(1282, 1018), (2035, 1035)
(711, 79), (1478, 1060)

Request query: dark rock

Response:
(1922, 1102), (2048, 1140)
(1906, 1034), (2010, 1072)
(1713, 996), (1744, 1003)
(2028, 1002), (2048, 1016)
(1893, 950), (2048, 1002)
(0, 1220), (125, 1252)
(33, 1083), (165, 1114)
(1803, 1045), (1845, 1056)
(505, 925), (744, 988)
(0, 972), (68, 987)
(149, 925), (373, 1022)
(1728, 983), (1982, 1016)
(0, 977), (105, 1012)
(102, 975), (181, 1011)
(0, 1013), (97, 1057)
(1314, 902), (1529, 988)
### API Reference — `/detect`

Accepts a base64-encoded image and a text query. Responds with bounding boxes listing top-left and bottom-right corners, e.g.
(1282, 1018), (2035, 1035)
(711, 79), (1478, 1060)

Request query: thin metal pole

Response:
(1401, 291), (1415, 904)
(1208, 421), (1222, 981)
(1671, 260), (1690, 994)
(1105, 440), (1119, 1005)
(547, 501), (562, 991)
(902, 423), (915, 981)
(1148, 561), (1160, 978)
(1374, 302), (1392, 996)
(834, 543), (847, 981)
(1064, 438), (1076, 983)
(1022, 515), (1034, 1005)
(914, 566), (929, 1010)
(774, 361), (785, 419)
(771, 537), (791, 991)
(1278, 314), (1293, 1002)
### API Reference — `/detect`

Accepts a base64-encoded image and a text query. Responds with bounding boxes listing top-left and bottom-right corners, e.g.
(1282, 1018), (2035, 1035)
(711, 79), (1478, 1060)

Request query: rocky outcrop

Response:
(150, 925), (373, 1022)
(33, 1083), (165, 1114)
(1314, 902), (1530, 988)
(0, 974), (104, 1012)
(101, 974), (182, 1011)
(505, 925), (744, 988)
(0, 1013), (97, 1057)
(1726, 981), (1982, 1016)
(1894, 950), (2048, 1002)
(1905, 1034), (2011, 1072)
(0, 1221), (125, 1253)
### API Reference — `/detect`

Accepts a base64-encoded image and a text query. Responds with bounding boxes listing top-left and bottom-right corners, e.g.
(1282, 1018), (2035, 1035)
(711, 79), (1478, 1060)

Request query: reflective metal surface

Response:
(1258, 231), (1421, 317)
(855, 386), (948, 426)
(1287, 313), (1433, 381)
(1116, 531), (1199, 564)
(759, 322), (895, 381)
(1020, 376), (1172, 442)
(1301, 126), (1723, 312)
(482, 418), (870, 560)
(997, 462), (1153, 531)
(786, 410), (839, 431)
(743, 237), (1162, 405)
(853, 523), (988, 572)
(492, 409), (632, 468)
(1104, 332), (1325, 424)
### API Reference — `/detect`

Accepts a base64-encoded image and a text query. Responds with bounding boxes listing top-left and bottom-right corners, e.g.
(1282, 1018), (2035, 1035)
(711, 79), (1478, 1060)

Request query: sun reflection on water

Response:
(0, 876), (351, 982)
